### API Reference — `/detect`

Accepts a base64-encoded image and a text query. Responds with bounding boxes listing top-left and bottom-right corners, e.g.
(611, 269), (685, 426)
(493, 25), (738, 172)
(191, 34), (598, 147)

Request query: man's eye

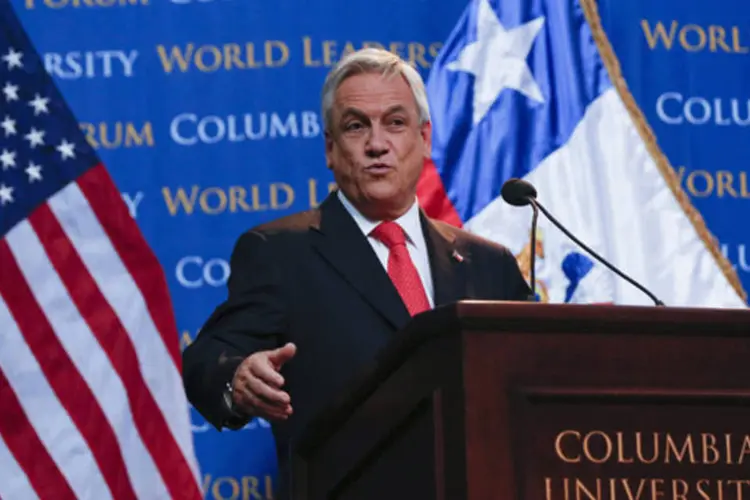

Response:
(345, 122), (363, 131)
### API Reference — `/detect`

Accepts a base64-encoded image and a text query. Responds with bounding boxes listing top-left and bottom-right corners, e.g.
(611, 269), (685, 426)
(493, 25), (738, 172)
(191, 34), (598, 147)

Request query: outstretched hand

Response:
(231, 343), (297, 421)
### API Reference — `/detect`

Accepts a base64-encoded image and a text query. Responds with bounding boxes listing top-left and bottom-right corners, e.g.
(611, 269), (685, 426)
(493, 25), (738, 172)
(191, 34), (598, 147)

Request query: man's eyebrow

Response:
(383, 105), (408, 115)
(339, 107), (368, 120)
(338, 105), (411, 124)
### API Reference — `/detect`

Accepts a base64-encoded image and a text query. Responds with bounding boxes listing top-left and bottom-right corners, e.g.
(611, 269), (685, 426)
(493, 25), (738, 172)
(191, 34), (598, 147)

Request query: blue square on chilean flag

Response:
(419, 0), (745, 307)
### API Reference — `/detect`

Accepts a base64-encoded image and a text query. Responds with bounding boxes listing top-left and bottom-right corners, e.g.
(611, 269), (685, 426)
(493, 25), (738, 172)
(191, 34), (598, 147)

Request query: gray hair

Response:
(321, 48), (431, 132)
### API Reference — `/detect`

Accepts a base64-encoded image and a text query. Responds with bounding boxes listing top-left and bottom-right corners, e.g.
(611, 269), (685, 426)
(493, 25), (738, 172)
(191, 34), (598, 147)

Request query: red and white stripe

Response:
(0, 165), (202, 499)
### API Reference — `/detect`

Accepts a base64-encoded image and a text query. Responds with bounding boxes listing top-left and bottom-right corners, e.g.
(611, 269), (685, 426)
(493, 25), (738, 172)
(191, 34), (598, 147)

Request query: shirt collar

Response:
(337, 190), (423, 245)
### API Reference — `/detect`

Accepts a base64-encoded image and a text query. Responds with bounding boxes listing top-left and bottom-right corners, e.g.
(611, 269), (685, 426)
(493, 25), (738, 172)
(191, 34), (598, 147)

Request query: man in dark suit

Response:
(182, 47), (531, 496)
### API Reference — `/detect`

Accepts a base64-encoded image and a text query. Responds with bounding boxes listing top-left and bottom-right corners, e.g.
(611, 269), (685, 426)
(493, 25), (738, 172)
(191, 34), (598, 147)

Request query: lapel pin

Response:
(452, 250), (464, 262)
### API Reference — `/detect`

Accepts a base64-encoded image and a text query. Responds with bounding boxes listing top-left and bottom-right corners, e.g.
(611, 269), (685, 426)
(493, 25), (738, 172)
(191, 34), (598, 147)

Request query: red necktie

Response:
(370, 221), (431, 316)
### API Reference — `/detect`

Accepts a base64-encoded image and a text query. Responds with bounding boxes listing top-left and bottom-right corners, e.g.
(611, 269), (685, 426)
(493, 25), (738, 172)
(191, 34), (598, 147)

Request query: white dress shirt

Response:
(337, 190), (435, 308)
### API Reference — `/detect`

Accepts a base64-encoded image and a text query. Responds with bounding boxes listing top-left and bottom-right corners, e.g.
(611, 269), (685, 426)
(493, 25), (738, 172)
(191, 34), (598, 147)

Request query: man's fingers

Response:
(267, 342), (297, 368)
(250, 358), (285, 388)
(246, 374), (290, 406)
(230, 346), (296, 421)
(245, 391), (292, 419)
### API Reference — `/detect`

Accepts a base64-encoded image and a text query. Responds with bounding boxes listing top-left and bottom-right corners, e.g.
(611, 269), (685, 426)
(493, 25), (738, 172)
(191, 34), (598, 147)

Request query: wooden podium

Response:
(289, 301), (750, 500)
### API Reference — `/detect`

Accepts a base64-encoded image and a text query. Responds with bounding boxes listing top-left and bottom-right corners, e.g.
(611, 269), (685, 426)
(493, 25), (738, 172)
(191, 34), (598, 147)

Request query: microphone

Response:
(501, 180), (540, 302)
(501, 178), (665, 306)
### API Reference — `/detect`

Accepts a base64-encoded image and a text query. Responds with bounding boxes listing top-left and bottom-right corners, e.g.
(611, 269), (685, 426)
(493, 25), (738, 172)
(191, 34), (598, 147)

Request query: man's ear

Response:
(420, 120), (433, 159)
(324, 130), (334, 170)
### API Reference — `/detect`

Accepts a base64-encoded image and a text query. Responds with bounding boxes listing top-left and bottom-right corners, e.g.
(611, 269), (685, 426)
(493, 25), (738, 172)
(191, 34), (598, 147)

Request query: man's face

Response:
(325, 71), (432, 220)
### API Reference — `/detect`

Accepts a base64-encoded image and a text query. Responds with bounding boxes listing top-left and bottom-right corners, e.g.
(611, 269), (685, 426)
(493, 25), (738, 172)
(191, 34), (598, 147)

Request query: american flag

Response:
(0, 5), (202, 499)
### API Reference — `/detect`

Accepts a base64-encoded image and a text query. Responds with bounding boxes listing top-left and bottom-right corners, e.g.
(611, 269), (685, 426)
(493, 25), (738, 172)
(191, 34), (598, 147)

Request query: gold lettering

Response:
(542, 477), (750, 500)
(157, 44), (193, 73)
(702, 433), (720, 464)
(555, 430), (582, 463)
(228, 187), (251, 213)
(199, 187), (228, 215)
(726, 434), (734, 465)
(635, 431), (659, 464)
(717, 171), (738, 198)
(250, 185), (268, 211)
(697, 479), (711, 500)
(80, 121), (153, 149)
(157, 42), (289, 73)
(742, 172), (750, 198)
(223, 44), (244, 70)
(163, 185), (292, 215)
(622, 478), (647, 500)
(676, 166), (750, 199)
(664, 434), (697, 464)
(302, 37), (320, 66)
(308, 179), (338, 208)
(212, 477), (239, 500)
(195, 45), (222, 72)
(322, 41), (337, 66)
(672, 479), (689, 500)
(125, 122), (154, 147)
(163, 186), (199, 215)
(302, 37), (442, 67)
(81, 123), (97, 148)
(650, 478), (665, 499)
(642, 20), (678, 49)
(270, 183), (295, 209)
(545, 477), (553, 500)
(582, 431), (612, 464)
(389, 41), (405, 59)
(709, 26), (732, 52)
(201, 475), (273, 500)
(408, 43), (429, 68)
(733, 27), (750, 53)
(642, 20), (748, 53)
(265, 41), (289, 68)
(686, 170), (714, 197)
(241, 476), (261, 500)
(738, 436), (750, 464)
(574, 478), (600, 500)
(616, 432), (634, 464)
(727, 480), (749, 499)
(679, 24), (707, 51)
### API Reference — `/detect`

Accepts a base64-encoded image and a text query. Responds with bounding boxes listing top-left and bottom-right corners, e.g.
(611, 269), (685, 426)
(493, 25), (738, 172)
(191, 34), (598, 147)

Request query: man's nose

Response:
(365, 124), (389, 157)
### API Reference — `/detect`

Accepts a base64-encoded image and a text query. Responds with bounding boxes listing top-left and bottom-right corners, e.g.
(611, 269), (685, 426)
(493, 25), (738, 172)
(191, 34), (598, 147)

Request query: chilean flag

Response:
(418, 0), (747, 307)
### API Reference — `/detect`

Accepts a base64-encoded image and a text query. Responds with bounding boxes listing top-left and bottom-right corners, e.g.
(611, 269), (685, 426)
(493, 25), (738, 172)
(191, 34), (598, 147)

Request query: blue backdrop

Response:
(10, 0), (749, 497)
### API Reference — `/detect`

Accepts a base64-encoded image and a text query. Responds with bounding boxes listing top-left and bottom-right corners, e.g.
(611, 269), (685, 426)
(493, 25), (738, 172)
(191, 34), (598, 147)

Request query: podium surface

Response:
(290, 301), (750, 500)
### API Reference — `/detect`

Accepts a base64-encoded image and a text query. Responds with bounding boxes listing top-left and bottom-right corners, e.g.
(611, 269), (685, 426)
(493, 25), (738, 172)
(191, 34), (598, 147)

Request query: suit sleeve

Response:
(182, 230), (288, 430)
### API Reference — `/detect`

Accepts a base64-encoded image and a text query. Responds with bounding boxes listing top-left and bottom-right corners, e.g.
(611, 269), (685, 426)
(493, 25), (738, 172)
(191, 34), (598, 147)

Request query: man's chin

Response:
(359, 192), (414, 219)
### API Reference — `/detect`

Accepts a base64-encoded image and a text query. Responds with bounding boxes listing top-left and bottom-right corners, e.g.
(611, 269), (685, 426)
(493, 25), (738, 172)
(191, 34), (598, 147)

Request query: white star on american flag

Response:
(24, 127), (45, 148)
(3, 82), (19, 102)
(0, 148), (16, 169)
(0, 183), (13, 205)
(29, 93), (50, 116)
(57, 139), (75, 160)
(25, 161), (42, 182)
(1, 115), (15, 136)
(2, 47), (22, 70)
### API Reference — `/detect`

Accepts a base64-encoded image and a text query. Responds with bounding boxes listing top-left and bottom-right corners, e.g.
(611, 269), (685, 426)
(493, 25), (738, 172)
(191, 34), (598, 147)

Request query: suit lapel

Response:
(310, 193), (411, 330)
(421, 213), (469, 307)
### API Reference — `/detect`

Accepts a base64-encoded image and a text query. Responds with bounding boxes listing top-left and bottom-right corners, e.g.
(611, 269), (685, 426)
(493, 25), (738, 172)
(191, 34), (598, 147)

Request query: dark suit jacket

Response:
(182, 191), (531, 495)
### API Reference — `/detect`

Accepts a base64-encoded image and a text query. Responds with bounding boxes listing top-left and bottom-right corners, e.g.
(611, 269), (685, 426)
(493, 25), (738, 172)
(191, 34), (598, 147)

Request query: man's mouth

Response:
(365, 163), (393, 174)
